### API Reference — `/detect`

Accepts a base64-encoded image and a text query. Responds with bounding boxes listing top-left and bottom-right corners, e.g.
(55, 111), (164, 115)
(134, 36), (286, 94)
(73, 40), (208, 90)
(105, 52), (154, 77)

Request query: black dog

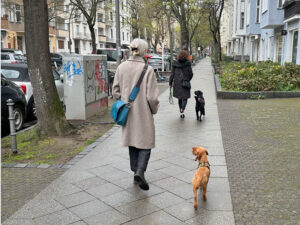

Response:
(194, 90), (205, 121)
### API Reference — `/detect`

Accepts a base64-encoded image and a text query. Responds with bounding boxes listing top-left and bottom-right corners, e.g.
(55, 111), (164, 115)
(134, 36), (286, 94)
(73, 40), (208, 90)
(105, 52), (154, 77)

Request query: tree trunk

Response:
(180, 20), (189, 51)
(23, 0), (72, 136)
(90, 25), (96, 54)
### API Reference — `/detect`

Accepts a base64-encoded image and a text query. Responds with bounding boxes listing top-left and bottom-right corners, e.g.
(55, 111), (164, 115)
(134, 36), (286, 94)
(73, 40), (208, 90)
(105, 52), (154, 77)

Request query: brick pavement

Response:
(3, 57), (234, 225)
(1, 168), (66, 222)
(218, 99), (300, 225)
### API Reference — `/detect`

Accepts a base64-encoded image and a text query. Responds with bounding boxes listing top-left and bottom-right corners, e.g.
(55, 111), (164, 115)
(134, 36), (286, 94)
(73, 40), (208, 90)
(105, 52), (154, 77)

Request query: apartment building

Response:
(221, 0), (234, 56)
(1, 0), (132, 54)
(1, 0), (30, 53)
(104, 0), (131, 49)
(223, 0), (300, 65)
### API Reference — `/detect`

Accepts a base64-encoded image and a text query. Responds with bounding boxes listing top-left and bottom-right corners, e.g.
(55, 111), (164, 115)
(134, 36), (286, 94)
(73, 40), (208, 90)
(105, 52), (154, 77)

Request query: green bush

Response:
(219, 61), (300, 91)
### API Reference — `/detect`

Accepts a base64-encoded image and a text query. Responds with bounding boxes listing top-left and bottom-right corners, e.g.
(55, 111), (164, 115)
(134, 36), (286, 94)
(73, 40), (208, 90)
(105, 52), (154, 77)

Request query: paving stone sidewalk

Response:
(218, 98), (300, 225)
(3, 57), (235, 225)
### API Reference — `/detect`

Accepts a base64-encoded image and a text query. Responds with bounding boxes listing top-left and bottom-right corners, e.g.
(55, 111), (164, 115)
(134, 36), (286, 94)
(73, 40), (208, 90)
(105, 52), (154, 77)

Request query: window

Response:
(240, 12), (244, 29)
(256, 0), (260, 23)
(1, 54), (10, 60)
(76, 25), (80, 35)
(262, 0), (268, 13)
(110, 11), (113, 21)
(276, 35), (283, 63)
(121, 1), (124, 10)
(9, 4), (15, 22)
(15, 5), (21, 22)
(122, 32), (124, 41)
(58, 40), (64, 49)
(127, 32), (129, 41)
(83, 41), (86, 50)
(292, 30), (298, 64)
(278, 0), (283, 8)
(84, 26), (86, 36)
(111, 29), (113, 38)
(1, 69), (20, 79)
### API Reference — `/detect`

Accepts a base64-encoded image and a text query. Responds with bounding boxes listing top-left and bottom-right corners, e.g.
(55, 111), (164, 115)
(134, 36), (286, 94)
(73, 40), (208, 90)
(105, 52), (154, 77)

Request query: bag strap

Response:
(136, 64), (148, 88)
(128, 64), (148, 103)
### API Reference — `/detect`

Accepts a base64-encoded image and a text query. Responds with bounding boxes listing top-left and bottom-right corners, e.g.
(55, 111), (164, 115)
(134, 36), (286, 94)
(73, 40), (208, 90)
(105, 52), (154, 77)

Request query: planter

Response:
(214, 74), (300, 99)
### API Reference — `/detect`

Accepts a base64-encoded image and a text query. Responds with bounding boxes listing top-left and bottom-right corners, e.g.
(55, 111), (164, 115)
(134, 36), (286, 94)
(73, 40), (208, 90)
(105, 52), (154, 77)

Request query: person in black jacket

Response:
(169, 50), (193, 118)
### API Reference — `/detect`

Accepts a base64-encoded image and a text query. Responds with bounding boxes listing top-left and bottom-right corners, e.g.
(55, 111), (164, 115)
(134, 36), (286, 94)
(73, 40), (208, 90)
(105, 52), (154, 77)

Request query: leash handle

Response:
(169, 87), (174, 104)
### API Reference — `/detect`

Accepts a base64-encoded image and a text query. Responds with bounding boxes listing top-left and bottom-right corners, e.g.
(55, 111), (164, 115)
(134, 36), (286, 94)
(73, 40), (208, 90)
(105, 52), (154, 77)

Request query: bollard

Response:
(7, 99), (18, 154)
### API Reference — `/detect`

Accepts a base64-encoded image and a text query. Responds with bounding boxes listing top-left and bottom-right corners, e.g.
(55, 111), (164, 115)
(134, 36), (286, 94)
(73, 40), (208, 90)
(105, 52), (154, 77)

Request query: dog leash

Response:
(169, 87), (174, 104)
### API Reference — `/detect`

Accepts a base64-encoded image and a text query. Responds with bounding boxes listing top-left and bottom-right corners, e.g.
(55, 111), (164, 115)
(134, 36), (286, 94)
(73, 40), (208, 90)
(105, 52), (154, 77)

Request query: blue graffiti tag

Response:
(64, 61), (82, 78)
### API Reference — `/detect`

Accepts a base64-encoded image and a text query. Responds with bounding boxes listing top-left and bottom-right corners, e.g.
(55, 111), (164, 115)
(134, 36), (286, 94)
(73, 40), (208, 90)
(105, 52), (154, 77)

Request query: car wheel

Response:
(14, 105), (25, 131)
(27, 97), (37, 120)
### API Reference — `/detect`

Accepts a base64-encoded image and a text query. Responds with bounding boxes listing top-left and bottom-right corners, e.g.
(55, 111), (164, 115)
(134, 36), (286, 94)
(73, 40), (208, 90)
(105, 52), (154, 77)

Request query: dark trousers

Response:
(129, 146), (151, 172)
(178, 99), (188, 111)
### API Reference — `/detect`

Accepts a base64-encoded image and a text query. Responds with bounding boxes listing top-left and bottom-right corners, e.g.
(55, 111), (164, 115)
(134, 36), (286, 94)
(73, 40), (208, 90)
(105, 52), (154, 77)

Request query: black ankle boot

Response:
(134, 169), (149, 190)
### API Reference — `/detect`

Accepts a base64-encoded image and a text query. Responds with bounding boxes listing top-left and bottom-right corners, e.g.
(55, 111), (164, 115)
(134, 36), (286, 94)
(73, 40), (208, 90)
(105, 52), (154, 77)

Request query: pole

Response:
(168, 3), (173, 67)
(7, 99), (18, 154)
(115, 0), (121, 66)
(68, 6), (75, 54)
(162, 43), (164, 72)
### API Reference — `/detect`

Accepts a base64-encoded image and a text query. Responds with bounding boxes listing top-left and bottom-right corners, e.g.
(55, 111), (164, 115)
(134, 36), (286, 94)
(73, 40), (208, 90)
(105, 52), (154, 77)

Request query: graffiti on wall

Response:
(64, 61), (83, 86)
(85, 59), (108, 105)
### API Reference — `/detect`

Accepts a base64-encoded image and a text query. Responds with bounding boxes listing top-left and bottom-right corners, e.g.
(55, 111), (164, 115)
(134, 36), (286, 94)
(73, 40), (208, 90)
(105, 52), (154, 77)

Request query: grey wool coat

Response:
(169, 59), (193, 99)
(112, 56), (160, 149)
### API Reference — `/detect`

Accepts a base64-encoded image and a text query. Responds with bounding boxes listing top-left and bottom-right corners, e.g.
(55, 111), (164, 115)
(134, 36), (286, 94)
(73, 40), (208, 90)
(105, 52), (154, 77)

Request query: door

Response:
(292, 30), (298, 64)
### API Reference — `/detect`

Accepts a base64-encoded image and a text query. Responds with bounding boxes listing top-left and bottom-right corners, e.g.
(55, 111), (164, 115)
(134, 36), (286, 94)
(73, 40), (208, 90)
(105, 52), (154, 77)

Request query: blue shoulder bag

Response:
(111, 65), (148, 126)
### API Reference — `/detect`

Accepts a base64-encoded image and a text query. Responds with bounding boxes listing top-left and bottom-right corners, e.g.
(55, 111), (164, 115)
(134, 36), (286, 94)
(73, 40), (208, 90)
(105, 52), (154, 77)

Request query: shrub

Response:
(219, 61), (300, 91)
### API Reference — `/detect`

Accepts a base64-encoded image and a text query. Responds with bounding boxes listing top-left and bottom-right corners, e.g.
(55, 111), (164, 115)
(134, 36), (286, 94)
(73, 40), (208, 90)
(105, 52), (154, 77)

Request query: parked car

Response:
(50, 53), (63, 69)
(1, 75), (27, 136)
(148, 57), (170, 72)
(1, 63), (64, 119)
(1, 48), (24, 55)
(1, 52), (26, 64)
(96, 48), (130, 72)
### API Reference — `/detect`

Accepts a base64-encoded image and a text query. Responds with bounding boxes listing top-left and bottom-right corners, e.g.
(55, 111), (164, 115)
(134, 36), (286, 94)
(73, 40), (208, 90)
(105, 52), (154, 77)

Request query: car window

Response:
(15, 50), (23, 55)
(1, 69), (20, 79)
(14, 54), (23, 60)
(1, 54), (10, 60)
(52, 69), (60, 80)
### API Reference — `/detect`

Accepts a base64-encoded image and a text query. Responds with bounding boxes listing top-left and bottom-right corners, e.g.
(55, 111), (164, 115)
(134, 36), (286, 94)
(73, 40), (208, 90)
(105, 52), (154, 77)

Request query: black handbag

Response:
(182, 80), (191, 89)
(179, 68), (191, 89)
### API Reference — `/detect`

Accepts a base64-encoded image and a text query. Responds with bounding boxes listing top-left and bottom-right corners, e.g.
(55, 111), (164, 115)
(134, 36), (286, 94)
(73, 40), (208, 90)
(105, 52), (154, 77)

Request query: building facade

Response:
(222, 0), (300, 65)
(1, 0), (132, 54)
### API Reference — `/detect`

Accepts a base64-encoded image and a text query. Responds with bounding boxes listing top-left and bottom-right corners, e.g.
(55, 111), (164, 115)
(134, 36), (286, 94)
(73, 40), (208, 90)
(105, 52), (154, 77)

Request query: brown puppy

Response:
(192, 147), (210, 210)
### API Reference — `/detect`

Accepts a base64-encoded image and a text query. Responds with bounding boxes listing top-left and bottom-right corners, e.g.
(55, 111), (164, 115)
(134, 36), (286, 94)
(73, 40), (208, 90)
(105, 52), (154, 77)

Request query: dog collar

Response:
(198, 161), (210, 170)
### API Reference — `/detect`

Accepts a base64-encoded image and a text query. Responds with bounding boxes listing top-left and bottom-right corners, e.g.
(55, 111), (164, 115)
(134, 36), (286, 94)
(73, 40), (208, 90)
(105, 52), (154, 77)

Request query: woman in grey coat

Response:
(169, 50), (193, 118)
(112, 39), (160, 190)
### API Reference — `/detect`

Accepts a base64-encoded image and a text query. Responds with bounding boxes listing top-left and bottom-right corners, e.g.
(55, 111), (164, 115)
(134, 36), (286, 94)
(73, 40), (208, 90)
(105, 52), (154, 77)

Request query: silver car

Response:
(1, 53), (26, 64)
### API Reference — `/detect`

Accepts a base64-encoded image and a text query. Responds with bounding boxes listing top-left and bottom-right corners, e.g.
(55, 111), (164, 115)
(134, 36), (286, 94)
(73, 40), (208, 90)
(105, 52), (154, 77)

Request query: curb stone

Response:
(2, 124), (120, 169)
(214, 74), (300, 99)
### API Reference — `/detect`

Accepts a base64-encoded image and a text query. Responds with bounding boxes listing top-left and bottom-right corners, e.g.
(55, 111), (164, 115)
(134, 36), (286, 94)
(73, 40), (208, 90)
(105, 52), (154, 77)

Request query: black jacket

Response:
(169, 59), (193, 99)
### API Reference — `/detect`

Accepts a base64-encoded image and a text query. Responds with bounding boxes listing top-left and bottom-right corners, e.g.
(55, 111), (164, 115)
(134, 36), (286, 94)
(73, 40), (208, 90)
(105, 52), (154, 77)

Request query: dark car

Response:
(1, 75), (27, 136)
(50, 53), (63, 68)
(1, 63), (64, 119)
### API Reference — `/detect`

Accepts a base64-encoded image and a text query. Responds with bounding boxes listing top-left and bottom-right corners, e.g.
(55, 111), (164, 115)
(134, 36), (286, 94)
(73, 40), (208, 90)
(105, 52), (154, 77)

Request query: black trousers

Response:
(178, 99), (188, 111)
(129, 146), (151, 172)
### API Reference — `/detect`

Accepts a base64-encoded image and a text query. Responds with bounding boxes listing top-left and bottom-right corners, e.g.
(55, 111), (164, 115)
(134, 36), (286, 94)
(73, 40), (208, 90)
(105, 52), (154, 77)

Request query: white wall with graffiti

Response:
(63, 55), (108, 120)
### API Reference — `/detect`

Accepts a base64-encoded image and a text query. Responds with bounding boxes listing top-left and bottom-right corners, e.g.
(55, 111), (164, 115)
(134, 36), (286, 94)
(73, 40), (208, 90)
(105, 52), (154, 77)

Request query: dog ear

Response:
(205, 150), (208, 155)
(194, 91), (197, 95)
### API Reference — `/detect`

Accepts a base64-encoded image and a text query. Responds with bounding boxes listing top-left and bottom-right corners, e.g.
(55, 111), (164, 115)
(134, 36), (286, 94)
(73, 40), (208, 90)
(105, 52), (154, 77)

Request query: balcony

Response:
(56, 29), (68, 37)
(49, 26), (56, 35)
(98, 34), (106, 42)
(284, 0), (300, 21)
(74, 32), (91, 40)
(98, 21), (105, 29)
(1, 17), (9, 30)
(260, 0), (284, 29)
